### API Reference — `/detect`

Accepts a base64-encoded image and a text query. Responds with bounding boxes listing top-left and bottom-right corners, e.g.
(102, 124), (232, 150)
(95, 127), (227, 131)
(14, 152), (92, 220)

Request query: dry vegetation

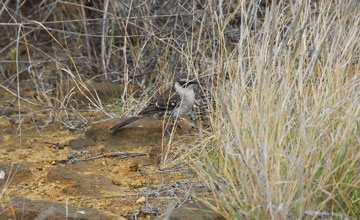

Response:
(1, 0), (359, 219)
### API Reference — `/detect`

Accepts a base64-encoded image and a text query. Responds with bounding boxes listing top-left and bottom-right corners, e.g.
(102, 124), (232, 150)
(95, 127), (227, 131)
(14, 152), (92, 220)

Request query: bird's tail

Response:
(110, 116), (141, 133)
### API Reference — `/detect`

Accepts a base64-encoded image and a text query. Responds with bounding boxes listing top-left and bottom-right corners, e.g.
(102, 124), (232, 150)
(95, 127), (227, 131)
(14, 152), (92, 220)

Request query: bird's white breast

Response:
(174, 83), (195, 117)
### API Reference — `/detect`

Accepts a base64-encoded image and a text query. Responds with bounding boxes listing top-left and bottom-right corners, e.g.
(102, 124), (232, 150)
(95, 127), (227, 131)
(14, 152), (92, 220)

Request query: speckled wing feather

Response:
(138, 88), (182, 118)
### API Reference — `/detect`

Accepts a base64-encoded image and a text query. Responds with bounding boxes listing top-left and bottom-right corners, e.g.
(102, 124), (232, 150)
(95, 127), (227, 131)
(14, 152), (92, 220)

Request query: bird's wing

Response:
(156, 90), (182, 109)
(139, 88), (182, 116)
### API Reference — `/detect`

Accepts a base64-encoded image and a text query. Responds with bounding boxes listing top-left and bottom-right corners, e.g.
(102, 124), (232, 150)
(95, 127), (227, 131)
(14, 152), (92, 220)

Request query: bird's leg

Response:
(164, 116), (173, 135)
(176, 121), (182, 129)
(164, 115), (182, 135)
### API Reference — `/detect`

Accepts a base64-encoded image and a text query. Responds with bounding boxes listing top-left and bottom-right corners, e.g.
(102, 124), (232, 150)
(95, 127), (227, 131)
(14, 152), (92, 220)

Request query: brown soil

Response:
(0, 87), (220, 220)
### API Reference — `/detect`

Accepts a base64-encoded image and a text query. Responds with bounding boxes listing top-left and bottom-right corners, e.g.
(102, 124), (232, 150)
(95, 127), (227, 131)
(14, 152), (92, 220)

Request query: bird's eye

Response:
(178, 79), (194, 88)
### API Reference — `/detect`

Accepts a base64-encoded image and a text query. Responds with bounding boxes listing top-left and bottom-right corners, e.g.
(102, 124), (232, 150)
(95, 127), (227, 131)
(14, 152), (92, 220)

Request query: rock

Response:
(69, 136), (96, 149)
(1, 197), (114, 220)
(135, 197), (146, 205)
(47, 162), (121, 196)
(124, 161), (139, 172)
(129, 179), (145, 188)
(167, 200), (225, 220)
(0, 163), (32, 187)
(111, 178), (122, 186)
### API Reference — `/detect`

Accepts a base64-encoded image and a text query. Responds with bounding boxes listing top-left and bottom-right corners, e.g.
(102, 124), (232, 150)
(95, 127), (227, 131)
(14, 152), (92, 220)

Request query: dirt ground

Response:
(0, 87), (220, 220)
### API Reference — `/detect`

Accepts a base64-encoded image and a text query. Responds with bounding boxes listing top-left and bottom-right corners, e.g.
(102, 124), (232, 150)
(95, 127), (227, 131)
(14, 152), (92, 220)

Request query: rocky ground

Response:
(0, 87), (221, 220)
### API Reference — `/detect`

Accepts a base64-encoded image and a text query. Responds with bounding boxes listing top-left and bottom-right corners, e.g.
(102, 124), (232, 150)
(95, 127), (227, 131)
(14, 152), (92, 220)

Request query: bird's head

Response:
(176, 78), (197, 89)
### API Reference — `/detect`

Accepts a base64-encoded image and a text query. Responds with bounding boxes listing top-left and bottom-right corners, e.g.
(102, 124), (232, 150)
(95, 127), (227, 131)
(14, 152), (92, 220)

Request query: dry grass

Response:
(1, 0), (359, 219)
(189, 1), (360, 219)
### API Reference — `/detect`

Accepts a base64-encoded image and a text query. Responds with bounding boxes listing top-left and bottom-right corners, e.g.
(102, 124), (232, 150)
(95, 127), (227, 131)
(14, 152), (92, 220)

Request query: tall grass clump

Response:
(191, 1), (360, 219)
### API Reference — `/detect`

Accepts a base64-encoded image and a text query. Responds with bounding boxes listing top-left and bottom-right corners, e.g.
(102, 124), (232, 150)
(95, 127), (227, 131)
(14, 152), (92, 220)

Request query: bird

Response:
(110, 79), (196, 134)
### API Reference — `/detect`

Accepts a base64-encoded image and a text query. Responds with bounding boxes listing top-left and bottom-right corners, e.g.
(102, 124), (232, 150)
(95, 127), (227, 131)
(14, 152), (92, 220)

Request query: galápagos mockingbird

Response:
(110, 79), (196, 134)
